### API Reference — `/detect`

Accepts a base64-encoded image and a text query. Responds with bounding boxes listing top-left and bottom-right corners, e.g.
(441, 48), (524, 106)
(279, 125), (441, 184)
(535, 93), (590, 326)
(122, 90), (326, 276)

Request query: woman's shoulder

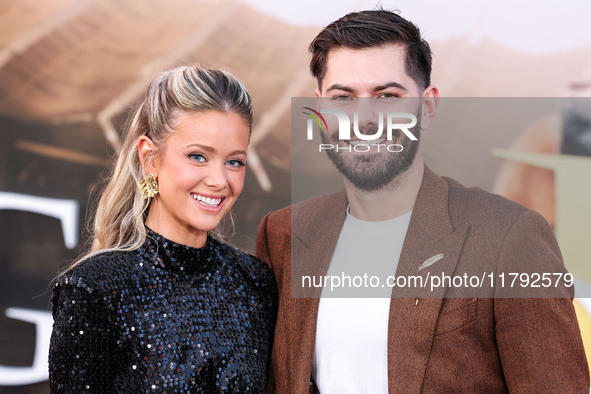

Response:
(56, 249), (137, 293)
(214, 239), (274, 279)
(213, 238), (278, 305)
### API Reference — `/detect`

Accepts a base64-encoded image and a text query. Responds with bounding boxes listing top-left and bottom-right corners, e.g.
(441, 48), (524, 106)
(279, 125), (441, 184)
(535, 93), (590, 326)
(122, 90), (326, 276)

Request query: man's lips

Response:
(346, 136), (387, 146)
(190, 193), (225, 208)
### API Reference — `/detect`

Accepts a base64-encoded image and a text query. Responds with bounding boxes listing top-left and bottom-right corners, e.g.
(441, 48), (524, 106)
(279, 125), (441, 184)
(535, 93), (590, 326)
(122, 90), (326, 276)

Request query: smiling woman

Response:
(48, 65), (277, 393)
(138, 111), (250, 248)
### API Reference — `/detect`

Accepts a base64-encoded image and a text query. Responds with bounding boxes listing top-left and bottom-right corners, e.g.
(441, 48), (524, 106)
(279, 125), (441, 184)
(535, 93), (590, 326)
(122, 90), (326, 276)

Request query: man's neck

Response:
(345, 154), (424, 221)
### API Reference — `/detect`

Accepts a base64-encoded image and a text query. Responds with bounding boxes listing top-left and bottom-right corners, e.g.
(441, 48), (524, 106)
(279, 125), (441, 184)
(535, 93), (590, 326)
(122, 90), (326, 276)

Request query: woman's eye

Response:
(226, 159), (246, 168)
(188, 153), (206, 162)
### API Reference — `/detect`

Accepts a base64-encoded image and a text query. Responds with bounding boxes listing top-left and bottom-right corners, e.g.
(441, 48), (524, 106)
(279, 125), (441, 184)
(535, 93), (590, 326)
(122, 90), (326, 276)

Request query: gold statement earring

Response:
(140, 174), (159, 199)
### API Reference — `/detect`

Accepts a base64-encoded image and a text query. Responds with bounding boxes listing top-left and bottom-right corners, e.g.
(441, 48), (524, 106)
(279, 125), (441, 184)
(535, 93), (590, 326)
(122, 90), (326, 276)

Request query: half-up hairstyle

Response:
(71, 65), (252, 268)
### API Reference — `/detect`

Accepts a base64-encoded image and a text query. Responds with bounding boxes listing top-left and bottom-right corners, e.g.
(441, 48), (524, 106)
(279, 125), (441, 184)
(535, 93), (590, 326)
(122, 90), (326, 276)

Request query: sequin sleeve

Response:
(49, 281), (117, 393)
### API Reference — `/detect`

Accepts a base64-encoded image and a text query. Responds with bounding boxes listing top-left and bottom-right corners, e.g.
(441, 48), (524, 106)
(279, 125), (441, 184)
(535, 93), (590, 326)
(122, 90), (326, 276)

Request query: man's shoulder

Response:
(442, 175), (533, 230)
(263, 190), (346, 229)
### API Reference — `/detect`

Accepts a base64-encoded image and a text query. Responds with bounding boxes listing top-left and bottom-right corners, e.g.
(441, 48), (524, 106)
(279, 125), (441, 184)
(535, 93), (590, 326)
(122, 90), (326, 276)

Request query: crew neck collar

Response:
(143, 226), (216, 275)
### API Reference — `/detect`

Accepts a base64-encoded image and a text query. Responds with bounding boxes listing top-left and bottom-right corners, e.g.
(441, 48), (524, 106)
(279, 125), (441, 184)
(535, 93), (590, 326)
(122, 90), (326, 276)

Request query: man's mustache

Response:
(351, 124), (381, 136)
(327, 124), (381, 138)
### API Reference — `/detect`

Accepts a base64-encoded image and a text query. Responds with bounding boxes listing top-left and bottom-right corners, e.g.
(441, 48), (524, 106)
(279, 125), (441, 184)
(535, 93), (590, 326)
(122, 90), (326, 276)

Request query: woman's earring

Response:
(140, 174), (159, 199)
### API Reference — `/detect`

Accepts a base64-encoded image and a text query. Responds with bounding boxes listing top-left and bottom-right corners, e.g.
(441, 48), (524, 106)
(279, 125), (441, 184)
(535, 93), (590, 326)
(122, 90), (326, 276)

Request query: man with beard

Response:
(256, 9), (588, 393)
(319, 99), (423, 193)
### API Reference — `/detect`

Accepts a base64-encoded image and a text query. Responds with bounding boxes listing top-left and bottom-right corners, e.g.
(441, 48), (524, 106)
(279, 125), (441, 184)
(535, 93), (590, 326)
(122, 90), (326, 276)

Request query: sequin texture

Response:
(49, 228), (277, 393)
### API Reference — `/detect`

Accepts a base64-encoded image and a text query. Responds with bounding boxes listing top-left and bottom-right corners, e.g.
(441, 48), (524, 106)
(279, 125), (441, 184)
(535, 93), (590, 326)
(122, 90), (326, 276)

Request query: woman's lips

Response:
(190, 193), (225, 210)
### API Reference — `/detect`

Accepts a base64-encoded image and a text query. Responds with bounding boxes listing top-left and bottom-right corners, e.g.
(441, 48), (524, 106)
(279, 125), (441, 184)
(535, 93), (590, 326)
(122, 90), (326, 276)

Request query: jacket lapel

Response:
(291, 190), (348, 298)
(288, 190), (348, 391)
(387, 167), (470, 393)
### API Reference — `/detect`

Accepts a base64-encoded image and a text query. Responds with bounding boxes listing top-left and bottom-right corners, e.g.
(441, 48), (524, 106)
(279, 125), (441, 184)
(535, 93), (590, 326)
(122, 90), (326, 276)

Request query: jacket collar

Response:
(293, 165), (456, 270)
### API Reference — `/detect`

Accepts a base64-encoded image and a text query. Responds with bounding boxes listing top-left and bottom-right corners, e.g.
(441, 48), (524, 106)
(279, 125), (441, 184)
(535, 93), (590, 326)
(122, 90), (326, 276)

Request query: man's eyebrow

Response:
(374, 82), (408, 92)
(325, 82), (409, 94)
(325, 84), (354, 93)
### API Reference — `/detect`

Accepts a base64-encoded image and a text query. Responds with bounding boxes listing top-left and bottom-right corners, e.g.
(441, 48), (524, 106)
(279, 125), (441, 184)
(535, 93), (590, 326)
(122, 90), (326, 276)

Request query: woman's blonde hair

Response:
(73, 65), (252, 267)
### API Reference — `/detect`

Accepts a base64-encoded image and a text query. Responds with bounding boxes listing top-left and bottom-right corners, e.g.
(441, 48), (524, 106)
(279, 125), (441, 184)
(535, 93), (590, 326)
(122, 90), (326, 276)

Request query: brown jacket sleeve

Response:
(494, 209), (589, 392)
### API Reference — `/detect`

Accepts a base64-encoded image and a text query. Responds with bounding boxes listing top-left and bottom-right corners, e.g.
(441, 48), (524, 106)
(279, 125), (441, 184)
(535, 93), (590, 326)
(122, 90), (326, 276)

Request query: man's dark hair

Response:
(309, 9), (432, 91)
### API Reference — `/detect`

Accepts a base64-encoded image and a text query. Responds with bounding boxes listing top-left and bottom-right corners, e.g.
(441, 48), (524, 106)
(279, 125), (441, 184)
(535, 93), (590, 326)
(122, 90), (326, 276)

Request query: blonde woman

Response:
(49, 65), (277, 393)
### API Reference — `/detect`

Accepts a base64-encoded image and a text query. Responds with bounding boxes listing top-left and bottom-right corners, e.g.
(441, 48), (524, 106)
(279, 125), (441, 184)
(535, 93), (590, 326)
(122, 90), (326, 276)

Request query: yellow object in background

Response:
(574, 299), (591, 380)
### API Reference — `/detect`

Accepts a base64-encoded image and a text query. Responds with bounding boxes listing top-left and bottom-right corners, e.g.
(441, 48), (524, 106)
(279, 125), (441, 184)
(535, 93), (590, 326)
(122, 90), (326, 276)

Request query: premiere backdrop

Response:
(1, 0), (590, 391)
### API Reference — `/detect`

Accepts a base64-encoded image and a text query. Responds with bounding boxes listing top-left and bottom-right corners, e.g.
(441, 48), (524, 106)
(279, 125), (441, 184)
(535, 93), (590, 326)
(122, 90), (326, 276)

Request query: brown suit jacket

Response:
(256, 167), (589, 393)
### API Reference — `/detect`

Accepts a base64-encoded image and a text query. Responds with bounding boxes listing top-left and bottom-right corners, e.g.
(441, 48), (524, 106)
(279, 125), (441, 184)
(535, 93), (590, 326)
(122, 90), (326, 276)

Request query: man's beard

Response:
(321, 107), (421, 192)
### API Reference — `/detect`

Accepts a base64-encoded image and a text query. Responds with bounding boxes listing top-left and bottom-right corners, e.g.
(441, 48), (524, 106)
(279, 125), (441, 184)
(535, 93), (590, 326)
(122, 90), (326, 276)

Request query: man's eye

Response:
(378, 93), (399, 99)
(188, 153), (206, 162)
(331, 95), (353, 101)
(226, 159), (246, 168)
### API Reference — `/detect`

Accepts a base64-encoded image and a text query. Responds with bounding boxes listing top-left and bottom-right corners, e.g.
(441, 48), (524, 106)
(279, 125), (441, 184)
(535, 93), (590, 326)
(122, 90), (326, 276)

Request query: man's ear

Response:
(420, 85), (440, 130)
(137, 136), (158, 175)
(315, 87), (322, 112)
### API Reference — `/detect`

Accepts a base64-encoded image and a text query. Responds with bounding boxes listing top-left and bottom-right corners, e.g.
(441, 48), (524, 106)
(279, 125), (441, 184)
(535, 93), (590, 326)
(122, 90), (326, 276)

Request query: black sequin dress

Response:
(49, 228), (277, 393)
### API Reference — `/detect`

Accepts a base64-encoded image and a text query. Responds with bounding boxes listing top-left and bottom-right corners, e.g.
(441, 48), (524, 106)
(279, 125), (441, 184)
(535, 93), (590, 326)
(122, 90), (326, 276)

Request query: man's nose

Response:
(355, 98), (380, 128)
(353, 99), (382, 138)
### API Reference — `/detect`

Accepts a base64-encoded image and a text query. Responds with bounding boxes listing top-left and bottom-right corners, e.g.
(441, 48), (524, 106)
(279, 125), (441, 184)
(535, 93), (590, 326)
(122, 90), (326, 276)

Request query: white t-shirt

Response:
(312, 209), (412, 393)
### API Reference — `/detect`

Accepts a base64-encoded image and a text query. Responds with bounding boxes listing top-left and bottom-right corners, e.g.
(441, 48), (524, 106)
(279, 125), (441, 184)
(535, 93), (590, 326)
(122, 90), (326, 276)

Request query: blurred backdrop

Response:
(1, 0), (590, 391)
